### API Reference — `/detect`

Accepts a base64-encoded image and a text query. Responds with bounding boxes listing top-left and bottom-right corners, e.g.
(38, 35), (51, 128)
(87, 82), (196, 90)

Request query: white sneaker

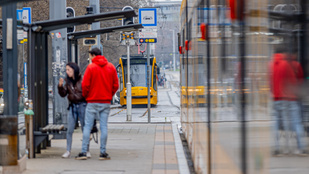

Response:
(62, 151), (71, 158)
(87, 152), (91, 158)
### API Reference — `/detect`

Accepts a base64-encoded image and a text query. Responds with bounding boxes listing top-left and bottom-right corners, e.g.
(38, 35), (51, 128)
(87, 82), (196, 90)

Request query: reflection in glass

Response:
(123, 64), (152, 87)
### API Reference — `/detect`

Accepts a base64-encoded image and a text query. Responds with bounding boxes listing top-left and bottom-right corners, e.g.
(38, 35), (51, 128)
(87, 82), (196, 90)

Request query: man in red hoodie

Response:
(76, 47), (119, 160)
(270, 47), (306, 156)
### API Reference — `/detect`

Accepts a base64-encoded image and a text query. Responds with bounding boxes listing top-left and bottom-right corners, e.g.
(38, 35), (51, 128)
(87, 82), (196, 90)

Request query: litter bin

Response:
(0, 116), (18, 166)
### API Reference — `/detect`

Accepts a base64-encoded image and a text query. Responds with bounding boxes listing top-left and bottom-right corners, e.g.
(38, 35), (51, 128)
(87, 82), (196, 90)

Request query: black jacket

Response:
(58, 76), (86, 104)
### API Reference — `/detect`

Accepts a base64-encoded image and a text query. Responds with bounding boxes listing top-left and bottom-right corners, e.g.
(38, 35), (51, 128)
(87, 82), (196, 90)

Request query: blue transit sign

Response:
(22, 7), (31, 24)
(17, 9), (23, 21)
(139, 8), (157, 27)
(17, 9), (23, 28)
(24, 62), (27, 88)
(139, 38), (157, 43)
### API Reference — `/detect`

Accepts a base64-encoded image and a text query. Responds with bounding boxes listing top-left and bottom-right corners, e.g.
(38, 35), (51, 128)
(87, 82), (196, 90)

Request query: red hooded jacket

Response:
(82, 55), (119, 103)
(269, 53), (297, 101)
(291, 55), (304, 83)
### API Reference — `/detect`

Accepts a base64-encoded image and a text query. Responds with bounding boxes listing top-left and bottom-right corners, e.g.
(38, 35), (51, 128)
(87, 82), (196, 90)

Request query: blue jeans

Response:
(67, 102), (86, 152)
(82, 103), (110, 153)
(273, 100), (305, 151)
(289, 101), (305, 150)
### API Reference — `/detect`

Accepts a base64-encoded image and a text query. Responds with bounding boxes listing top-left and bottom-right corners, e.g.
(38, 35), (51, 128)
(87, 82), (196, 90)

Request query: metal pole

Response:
(50, 0), (68, 125)
(205, 0), (211, 173)
(172, 30), (176, 71)
(23, 43), (27, 98)
(90, 0), (102, 53)
(300, 0), (307, 77)
(1, 3), (18, 165)
(2, 4), (18, 116)
(126, 41), (132, 121)
(71, 43), (75, 63)
(147, 43), (151, 123)
(237, 0), (247, 173)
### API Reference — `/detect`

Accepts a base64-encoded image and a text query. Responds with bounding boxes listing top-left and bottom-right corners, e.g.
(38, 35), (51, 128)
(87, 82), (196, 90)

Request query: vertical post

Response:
(220, 0), (227, 107)
(23, 44), (28, 98)
(67, 40), (72, 62)
(25, 113), (33, 158)
(1, 3), (18, 166)
(27, 26), (35, 159)
(300, 0), (307, 77)
(126, 41), (132, 121)
(237, 0), (247, 173)
(147, 43), (151, 123)
(205, 0), (211, 173)
(2, 4), (18, 116)
(172, 30), (176, 71)
(50, 0), (68, 125)
(90, 0), (102, 53)
(75, 40), (79, 64)
(71, 42), (75, 63)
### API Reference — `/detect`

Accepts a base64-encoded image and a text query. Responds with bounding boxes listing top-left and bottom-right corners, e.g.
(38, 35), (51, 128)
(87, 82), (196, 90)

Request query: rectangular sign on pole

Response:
(139, 30), (157, 38)
(17, 8), (31, 44)
(139, 38), (157, 43)
(138, 8), (157, 44)
(139, 8), (157, 27)
(22, 7), (31, 24)
(139, 8), (158, 123)
(17, 29), (24, 44)
(17, 9), (23, 35)
(17, 9), (22, 23)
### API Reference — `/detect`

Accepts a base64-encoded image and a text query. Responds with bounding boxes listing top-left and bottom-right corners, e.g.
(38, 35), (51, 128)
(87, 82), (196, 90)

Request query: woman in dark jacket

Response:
(58, 62), (90, 158)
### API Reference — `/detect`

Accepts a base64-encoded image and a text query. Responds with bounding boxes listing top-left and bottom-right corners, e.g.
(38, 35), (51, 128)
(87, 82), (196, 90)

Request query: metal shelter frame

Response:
(22, 10), (141, 157)
(67, 24), (143, 63)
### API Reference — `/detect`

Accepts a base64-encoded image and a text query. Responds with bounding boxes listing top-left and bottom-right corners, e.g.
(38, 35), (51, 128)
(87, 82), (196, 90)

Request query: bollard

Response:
(24, 109), (34, 159)
(0, 116), (18, 166)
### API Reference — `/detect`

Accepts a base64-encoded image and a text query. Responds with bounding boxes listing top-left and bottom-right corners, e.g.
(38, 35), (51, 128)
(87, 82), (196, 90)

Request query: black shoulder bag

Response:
(91, 119), (98, 144)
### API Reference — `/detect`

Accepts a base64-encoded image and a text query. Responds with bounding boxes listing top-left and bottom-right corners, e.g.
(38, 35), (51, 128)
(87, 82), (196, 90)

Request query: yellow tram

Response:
(117, 55), (158, 106)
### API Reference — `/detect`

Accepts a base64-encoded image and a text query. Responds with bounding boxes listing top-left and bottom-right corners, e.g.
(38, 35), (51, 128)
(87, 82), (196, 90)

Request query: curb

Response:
(172, 123), (190, 174)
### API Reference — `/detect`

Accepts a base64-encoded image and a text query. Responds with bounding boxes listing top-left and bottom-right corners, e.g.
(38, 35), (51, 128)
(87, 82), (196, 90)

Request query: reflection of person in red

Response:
(290, 50), (304, 84)
(270, 47), (307, 156)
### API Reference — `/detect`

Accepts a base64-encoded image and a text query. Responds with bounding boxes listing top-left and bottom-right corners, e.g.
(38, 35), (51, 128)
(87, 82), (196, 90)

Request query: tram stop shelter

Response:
(23, 10), (142, 158)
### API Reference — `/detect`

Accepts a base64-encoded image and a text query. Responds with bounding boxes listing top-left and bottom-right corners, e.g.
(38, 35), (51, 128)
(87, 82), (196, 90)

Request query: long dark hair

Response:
(66, 62), (81, 86)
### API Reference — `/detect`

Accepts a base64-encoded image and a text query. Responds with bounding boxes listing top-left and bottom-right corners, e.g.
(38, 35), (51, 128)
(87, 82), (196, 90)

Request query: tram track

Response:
(165, 74), (181, 110)
(139, 109), (149, 118)
(110, 107), (151, 118)
(167, 91), (180, 110)
(110, 108), (126, 117)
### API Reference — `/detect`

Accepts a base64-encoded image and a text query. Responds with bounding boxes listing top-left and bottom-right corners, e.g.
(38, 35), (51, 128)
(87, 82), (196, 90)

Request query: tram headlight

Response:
(0, 103), (4, 107)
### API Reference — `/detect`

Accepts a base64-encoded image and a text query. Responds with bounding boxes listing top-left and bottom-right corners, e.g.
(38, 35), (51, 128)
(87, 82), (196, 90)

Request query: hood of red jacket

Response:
(92, 55), (108, 67)
(273, 53), (286, 64)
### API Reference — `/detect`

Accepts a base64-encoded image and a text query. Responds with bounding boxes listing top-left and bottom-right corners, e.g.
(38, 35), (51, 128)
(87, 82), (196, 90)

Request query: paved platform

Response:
(22, 123), (189, 174)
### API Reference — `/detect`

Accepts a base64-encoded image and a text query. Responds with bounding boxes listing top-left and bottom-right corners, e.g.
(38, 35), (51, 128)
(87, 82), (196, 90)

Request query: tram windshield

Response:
(123, 64), (152, 87)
